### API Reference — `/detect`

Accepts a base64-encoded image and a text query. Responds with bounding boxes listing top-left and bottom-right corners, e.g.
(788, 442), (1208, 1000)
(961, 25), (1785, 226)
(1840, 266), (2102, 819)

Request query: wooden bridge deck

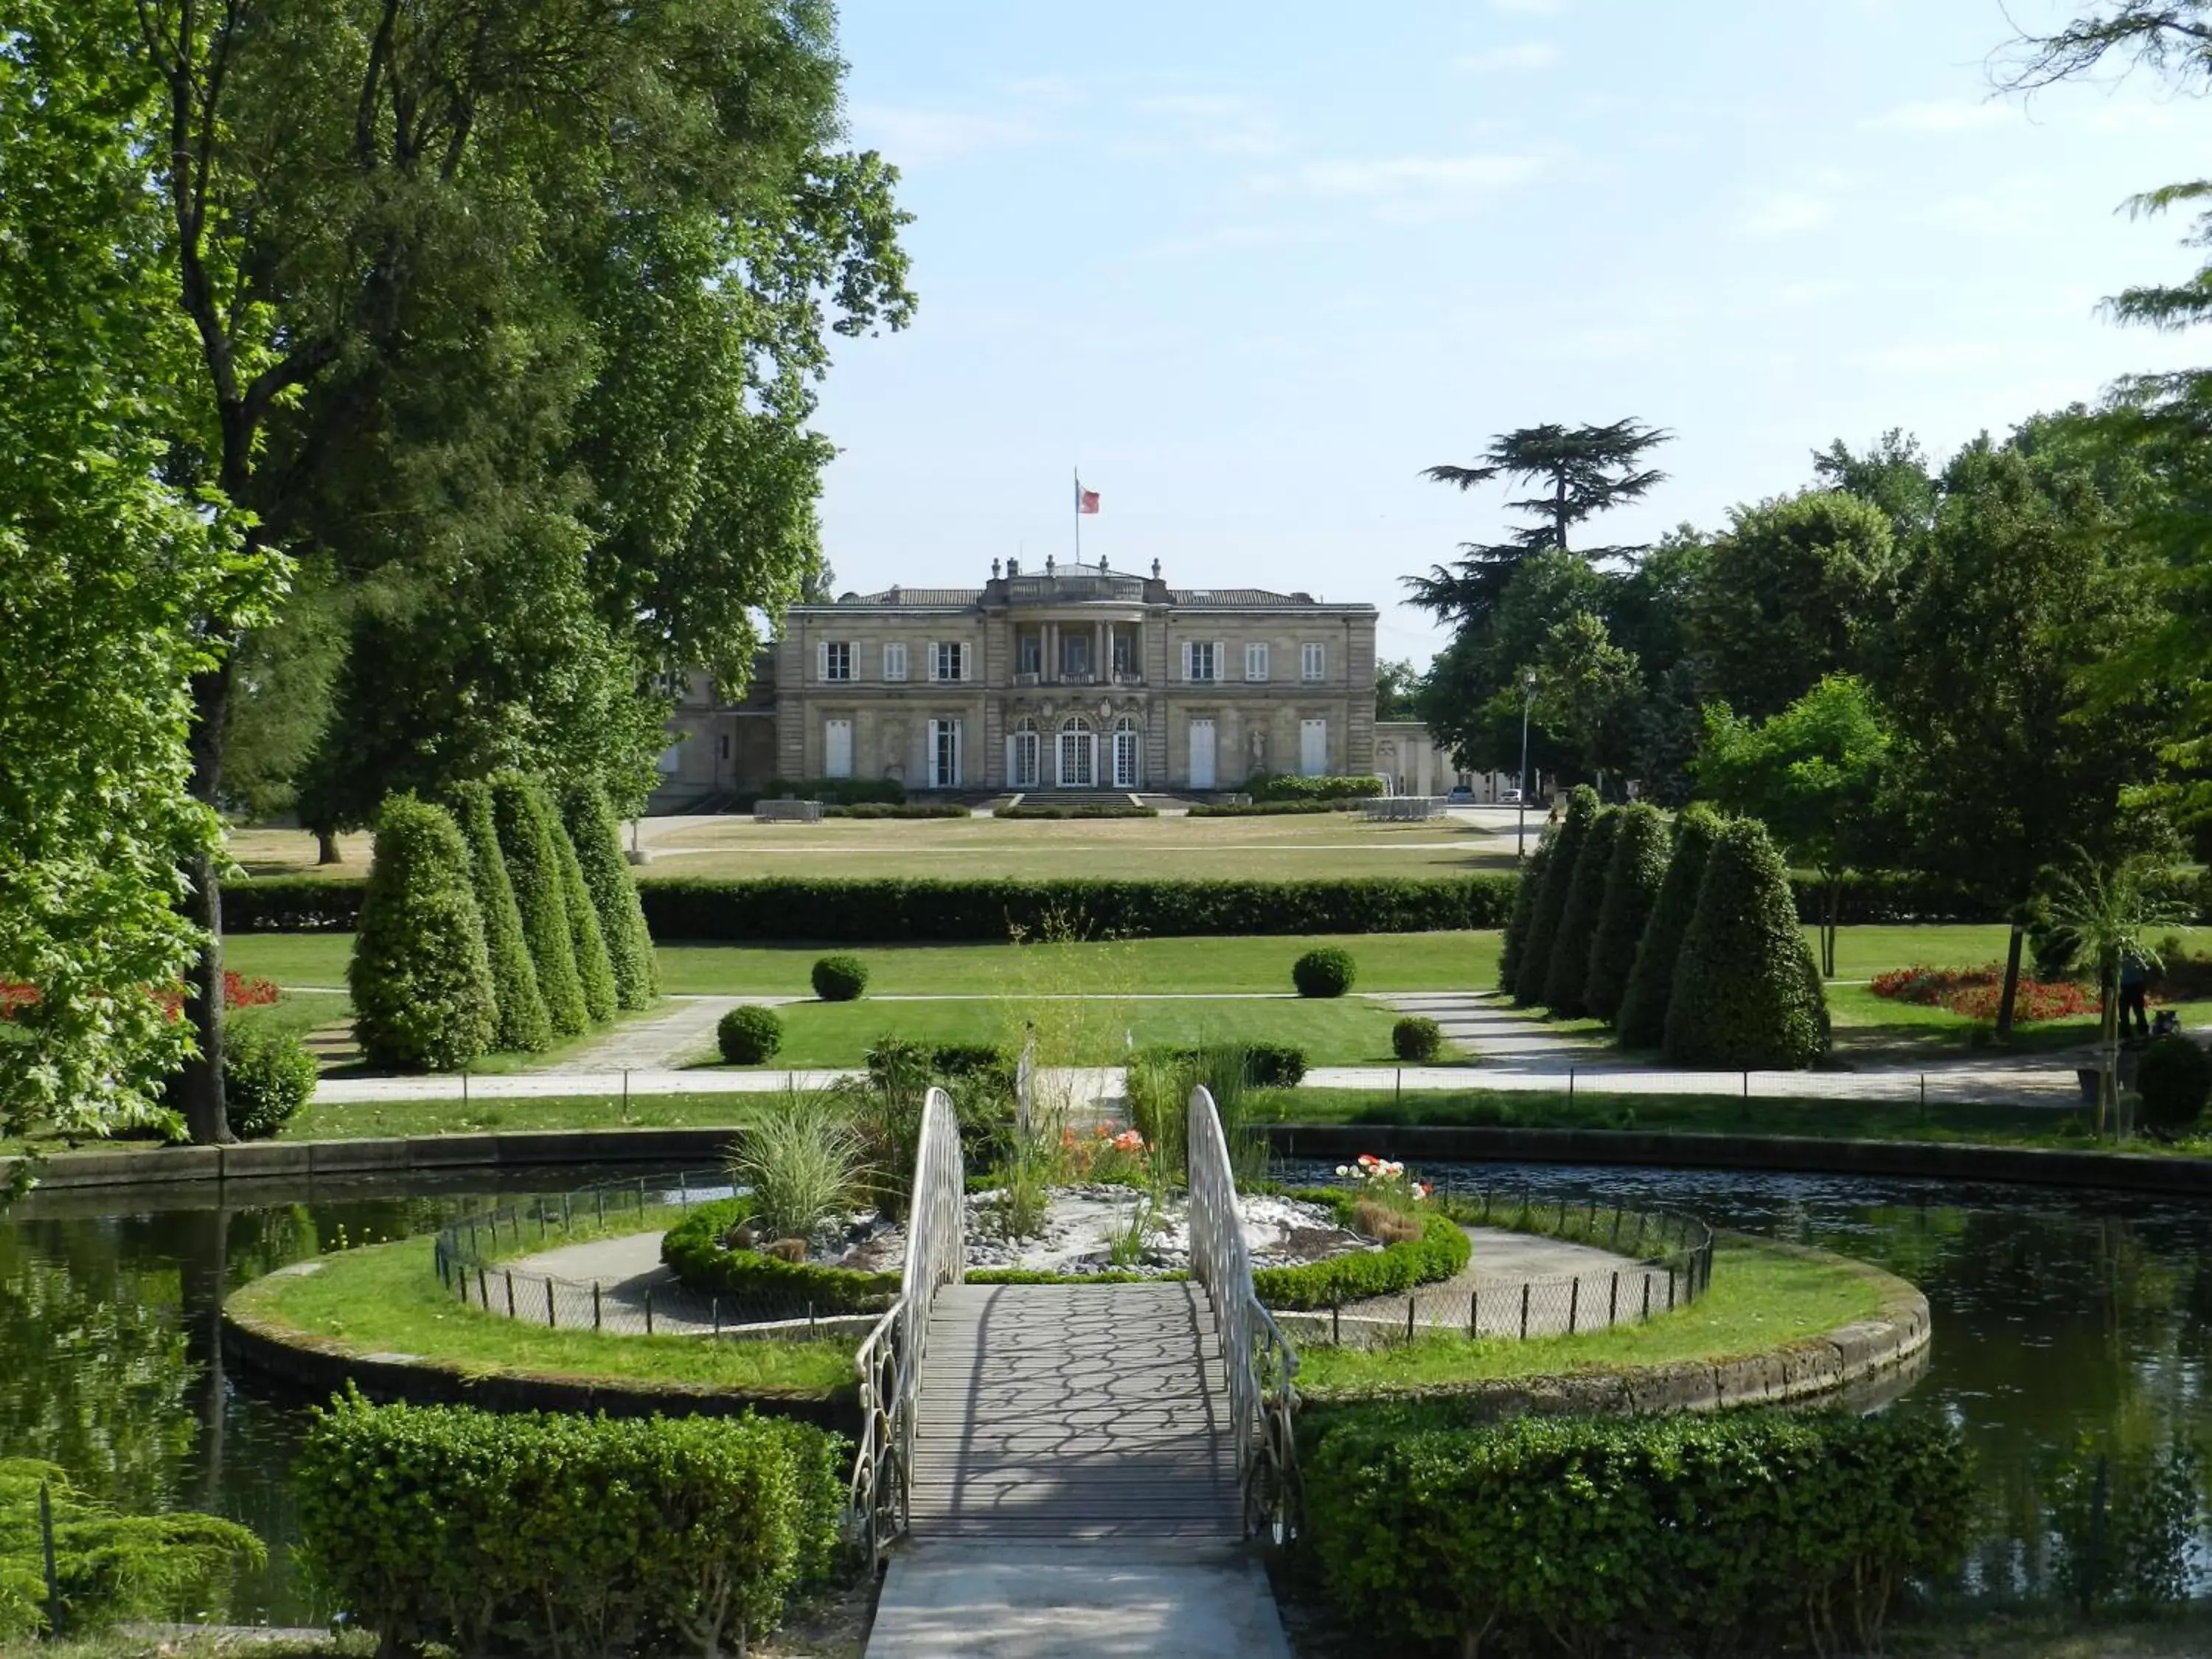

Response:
(908, 1282), (1240, 1541)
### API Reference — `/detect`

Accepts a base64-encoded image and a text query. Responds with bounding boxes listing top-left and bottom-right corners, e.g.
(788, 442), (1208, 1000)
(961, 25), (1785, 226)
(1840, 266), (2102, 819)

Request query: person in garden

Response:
(2118, 948), (2152, 1042)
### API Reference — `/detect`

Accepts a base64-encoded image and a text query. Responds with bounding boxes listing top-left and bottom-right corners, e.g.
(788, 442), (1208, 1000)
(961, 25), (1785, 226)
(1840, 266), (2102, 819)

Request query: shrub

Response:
(1664, 817), (1829, 1069)
(293, 1394), (841, 1659)
(1543, 806), (1620, 1015)
(2136, 1034), (2212, 1132)
(1293, 947), (1356, 998)
(550, 813), (618, 1026)
(929, 1042), (1012, 1078)
(1496, 842), (1548, 994)
(811, 954), (868, 1001)
(1615, 803), (1720, 1050)
(451, 781), (551, 1052)
(1303, 1408), (1973, 1658)
(1515, 785), (1597, 1004)
(1248, 773), (1385, 802)
(221, 876), (364, 931)
(1391, 1016), (1443, 1062)
(347, 794), (497, 1071)
(826, 802), (970, 818)
(662, 1197), (901, 1314)
(994, 803), (1158, 819)
(1136, 1041), (1307, 1090)
(1583, 802), (1669, 1026)
(762, 775), (904, 806)
(223, 1021), (316, 1139)
(1872, 964), (2098, 1023)
(1251, 1192), (1469, 1309)
(717, 1004), (783, 1064)
(490, 775), (588, 1037)
(728, 1090), (866, 1242)
(559, 778), (660, 1011)
(1185, 799), (1344, 817)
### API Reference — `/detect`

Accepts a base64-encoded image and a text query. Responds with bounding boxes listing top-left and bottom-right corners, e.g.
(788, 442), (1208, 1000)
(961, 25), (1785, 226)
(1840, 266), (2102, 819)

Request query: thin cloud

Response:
(1133, 94), (1290, 158)
(1738, 188), (1835, 237)
(1454, 42), (1560, 73)
(1862, 100), (2008, 133)
(850, 104), (1032, 166)
(1293, 153), (1544, 199)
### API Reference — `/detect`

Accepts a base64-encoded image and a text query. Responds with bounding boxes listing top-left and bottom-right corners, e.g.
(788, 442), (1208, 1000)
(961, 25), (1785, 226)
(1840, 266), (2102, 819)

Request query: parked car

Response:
(1446, 785), (1475, 803)
(1498, 787), (1522, 804)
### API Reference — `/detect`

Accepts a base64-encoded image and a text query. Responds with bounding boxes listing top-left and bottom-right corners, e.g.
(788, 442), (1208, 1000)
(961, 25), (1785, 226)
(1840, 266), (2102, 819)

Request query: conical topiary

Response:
(1615, 804), (1721, 1051)
(1514, 785), (1599, 1006)
(452, 781), (551, 1053)
(559, 779), (659, 1011)
(1585, 803), (1670, 1026)
(550, 810), (618, 1024)
(1543, 807), (1619, 1016)
(1498, 843), (1551, 994)
(1663, 816), (1829, 1069)
(490, 774), (589, 1037)
(348, 793), (497, 1071)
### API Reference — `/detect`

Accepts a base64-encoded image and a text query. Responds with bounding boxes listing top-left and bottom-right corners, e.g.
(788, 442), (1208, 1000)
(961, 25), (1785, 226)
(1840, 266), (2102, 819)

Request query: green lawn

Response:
(227, 1234), (855, 1394)
(1293, 1237), (1885, 1398)
(713, 995), (1413, 1068)
(282, 1091), (764, 1141)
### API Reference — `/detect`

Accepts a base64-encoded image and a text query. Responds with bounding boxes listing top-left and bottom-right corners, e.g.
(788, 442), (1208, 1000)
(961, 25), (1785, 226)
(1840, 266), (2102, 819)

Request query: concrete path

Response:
(1325, 1222), (1668, 1338)
(866, 1544), (1291, 1658)
(1380, 990), (1613, 1068)
(563, 995), (773, 1072)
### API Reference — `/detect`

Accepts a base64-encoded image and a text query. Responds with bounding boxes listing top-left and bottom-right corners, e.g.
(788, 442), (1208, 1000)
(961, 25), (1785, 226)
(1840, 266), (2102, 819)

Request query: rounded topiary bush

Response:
(1663, 817), (1829, 1070)
(1391, 1016), (1443, 1062)
(812, 954), (868, 1002)
(348, 793), (498, 1072)
(1293, 947), (1356, 998)
(717, 1004), (784, 1064)
(224, 1023), (318, 1139)
(2137, 1034), (2211, 1131)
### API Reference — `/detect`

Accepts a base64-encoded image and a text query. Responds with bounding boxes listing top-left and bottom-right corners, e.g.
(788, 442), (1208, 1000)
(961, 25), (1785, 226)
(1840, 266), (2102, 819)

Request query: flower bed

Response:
(1869, 963), (2100, 1023)
(1, 970), (280, 1021)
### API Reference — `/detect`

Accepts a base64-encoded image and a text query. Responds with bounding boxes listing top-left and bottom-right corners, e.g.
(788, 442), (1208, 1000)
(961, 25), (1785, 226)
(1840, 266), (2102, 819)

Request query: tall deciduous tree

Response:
(1532, 613), (1643, 794)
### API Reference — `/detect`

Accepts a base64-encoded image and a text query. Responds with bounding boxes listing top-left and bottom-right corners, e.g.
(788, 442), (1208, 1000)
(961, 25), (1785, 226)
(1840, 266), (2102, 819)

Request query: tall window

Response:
(1057, 716), (1094, 787)
(820, 640), (852, 682)
(1183, 641), (1217, 683)
(1245, 642), (1270, 682)
(1010, 717), (1040, 787)
(1111, 630), (1136, 678)
(1018, 633), (1042, 676)
(1062, 633), (1091, 678)
(929, 718), (961, 788)
(1112, 717), (1140, 789)
(883, 642), (908, 682)
(932, 641), (967, 682)
(1301, 642), (1326, 682)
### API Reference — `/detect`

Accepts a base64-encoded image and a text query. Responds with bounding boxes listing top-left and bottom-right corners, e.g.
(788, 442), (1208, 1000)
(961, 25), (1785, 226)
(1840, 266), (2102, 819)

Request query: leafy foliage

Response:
(1584, 803), (1669, 1025)
(662, 1197), (900, 1315)
(293, 1394), (842, 1658)
(1615, 803), (1721, 1050)
(1251, 1192), (1470, 1310)
(1248, 773), (1386, 802)
(1541, 806), (1620, 1015)
(1664, 818), (1829, 1069)
(2135, 1034), (2211, 1131)
(2046, 1436), (2204, 1613)
(1391, 1017), (1444, 1062)
(490, 776), (589, 1038)
(1293, 947), (1357, 998)
(220, 1021), (316, 1140)
(717, 1006), (785, 1065)
(347, 795), (496, 1072)
(811, 955), (869, 1001)
(1515, 785), (1598, 1004)
(1302, 1408), (1973, 1658)
(726, 1091), (865, 1243)
(451, 782), (552, 1053)
(559, 779), (659, 1012)
(551, 810), (619, 1026)
(1496, 844), (1548, 993)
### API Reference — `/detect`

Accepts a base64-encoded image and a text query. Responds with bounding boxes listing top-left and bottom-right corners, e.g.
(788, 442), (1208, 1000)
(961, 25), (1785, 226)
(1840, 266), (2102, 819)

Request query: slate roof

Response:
(838, 587), (984, 605)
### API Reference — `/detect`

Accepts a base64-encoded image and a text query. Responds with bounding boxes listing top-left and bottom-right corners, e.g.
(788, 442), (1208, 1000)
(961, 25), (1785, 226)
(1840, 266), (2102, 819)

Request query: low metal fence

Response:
(431, 1168), (879, 1338)
(1279, 1181), (1714, 1349)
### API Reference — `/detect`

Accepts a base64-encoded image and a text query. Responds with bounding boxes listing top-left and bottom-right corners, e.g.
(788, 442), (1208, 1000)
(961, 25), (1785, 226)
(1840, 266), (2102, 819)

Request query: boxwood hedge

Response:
(1663, 817), (1829, 1070)
(1251, 1191), (1470, 1310)
(662, 1197), (900, 1315)
(1541, 805), (1619, 1016)
(1515, 785), (1596, 1004)
(1583, 802), (1669, 1027)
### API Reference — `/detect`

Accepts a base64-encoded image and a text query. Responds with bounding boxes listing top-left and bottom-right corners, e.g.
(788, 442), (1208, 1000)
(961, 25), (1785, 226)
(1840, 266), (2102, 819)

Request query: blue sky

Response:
(814, 0), (2207, 666)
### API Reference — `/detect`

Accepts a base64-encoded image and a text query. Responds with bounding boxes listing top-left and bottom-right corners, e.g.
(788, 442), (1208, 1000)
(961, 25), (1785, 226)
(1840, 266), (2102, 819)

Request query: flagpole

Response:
(1072, 466), (1081, 566)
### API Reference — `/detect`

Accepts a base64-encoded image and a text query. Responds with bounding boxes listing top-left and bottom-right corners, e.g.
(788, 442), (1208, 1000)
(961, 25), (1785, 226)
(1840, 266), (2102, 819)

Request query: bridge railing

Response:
(1186, 1083), (1302, 1546)
(851, 1084), (964, 1565)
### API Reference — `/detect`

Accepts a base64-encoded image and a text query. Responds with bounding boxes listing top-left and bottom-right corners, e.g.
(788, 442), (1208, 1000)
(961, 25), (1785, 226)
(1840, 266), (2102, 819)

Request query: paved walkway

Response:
(563, 995), (766, 1072)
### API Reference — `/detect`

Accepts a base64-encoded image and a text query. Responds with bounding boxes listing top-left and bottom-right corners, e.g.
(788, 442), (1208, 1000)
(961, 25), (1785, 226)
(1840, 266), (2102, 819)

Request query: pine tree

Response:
(552, 810), (619, 1024)
(1585, 803), (1671, 1026)
(451, 782), (551, 1053)
(1664, 818), (1829, 1069)
(559, 779), (659, 1010)
(490, 774), (588, 1037)
(1615, 804), (1720, 1050)
(1514, 785), (1599, 1005)
(1543, 807), (1619, 1016)
(1498, 843), (1551, 993)
(348, 795), (496, 1071)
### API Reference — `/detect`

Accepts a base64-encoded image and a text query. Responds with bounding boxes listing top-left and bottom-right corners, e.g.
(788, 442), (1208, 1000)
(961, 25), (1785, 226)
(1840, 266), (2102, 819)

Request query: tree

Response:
(1532, 613), (1643, 794)
(559, 781), (660, 1012)
(347, 796), (497, 1072)
(218, 571), (347, 833)
(1688, 491), (1900, 721)
(1696, 675), (1896, 978)
(93, 0), (911, 1139)
(1663, 818), (1829, 1070)
(1812, 430), (1939, 549)
(451, 782), (550, 1054)
(1412, 548), (1607, 776)
(1585, 804), (1671, 1026)
(0, 7), (270, 1141)
(1543, 808), (1621, 1016)
(1375, 659), (1423, 721)
(1498, 843), (1551, 994)
(490, 777), (589, 1039)
(1616, 804), (1722, 1051)
(2045, 852), (2178, 1133)
(552, 815), (619, 1026)
(1515, 785), (1599, 1006)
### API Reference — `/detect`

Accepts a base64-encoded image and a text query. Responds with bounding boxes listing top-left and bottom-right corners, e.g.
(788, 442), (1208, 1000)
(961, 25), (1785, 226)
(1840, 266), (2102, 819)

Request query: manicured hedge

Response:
(1542, 805), (1619, 1016)
(294, 1394), (841, 1659)
(551, 812), (619, 1026)
(1584, 802), (1669, 1027)
(1615, 803), (1719, 1052)
(826, 803), (970, 819)
(1303, 1407), (1973, 1658)
(490, 776), (589, 1038)
(225, 876), (364, 931)
(1140, 1042), (1308, 1089)
(1251, 1192), (1469, 1310)
(1516, 785), (1597, 1004)
(1185, 800), (1345, 817)
(1665, 818), (1829, 1069)
(560, 779), (660, 1012)
(453, 781), (552, 1052)
(638, 876), (1518, 942)
(347, 795), (496, 1071)
(1249, 773), (1385, 802)
(662, 1198), (901, 1315)
(1496, 842), (1548, 994)
(995, 803), (1159, 819)
(765, 776), (904, 805)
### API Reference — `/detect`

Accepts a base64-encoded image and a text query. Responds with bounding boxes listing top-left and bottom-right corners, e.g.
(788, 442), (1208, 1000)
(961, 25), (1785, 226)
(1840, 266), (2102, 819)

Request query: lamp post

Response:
(1516, 668), (1536, 858)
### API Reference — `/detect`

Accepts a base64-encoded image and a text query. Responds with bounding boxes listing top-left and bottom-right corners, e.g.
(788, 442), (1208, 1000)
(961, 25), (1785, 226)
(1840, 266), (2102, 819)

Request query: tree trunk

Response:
(1995, 923), (2026, 1040)
(315, 827), (340, 865)
(2098, 956), (2118, 1139)
(1820, 873), (1840, 979)
(179, 659), (237, 1146)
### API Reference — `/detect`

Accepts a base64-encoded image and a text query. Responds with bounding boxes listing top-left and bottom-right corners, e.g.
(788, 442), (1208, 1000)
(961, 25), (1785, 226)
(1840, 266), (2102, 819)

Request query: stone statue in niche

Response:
(1249, 727), (1267, 773)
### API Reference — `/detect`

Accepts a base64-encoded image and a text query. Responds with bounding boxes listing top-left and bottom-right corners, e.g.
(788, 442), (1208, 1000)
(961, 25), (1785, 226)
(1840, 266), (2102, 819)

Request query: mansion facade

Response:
(650, 559), (1380, 804)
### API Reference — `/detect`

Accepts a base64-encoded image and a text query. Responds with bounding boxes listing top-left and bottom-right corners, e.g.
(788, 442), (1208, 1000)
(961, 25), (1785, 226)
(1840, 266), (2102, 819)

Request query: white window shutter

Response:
(926, 640), (937, 681)
(1181, 641), (1192, 681)
(1215, 642), (1226, 682)
(816, 640), (827, 681)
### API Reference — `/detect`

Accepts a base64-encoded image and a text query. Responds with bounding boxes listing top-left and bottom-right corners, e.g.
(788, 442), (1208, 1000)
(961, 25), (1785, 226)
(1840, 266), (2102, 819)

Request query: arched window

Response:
(1057, 715), (1095, 788)
(1010, 716), (1040, 788)
(1112, 716), (1141, 790)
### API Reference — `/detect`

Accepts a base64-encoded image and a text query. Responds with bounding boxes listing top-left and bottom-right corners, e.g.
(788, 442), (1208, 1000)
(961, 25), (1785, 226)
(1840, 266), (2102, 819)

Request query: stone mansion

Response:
(650, 557), (1381, 804)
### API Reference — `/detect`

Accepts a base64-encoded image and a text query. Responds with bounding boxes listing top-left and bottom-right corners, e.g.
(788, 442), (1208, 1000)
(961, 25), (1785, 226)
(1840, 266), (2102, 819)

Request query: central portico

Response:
(771, 558), (1378, 792)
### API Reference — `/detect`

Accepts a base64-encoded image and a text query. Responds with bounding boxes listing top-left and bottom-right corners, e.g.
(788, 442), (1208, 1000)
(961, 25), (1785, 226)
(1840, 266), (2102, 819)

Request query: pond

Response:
(4, 1159), (2208, 1622)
